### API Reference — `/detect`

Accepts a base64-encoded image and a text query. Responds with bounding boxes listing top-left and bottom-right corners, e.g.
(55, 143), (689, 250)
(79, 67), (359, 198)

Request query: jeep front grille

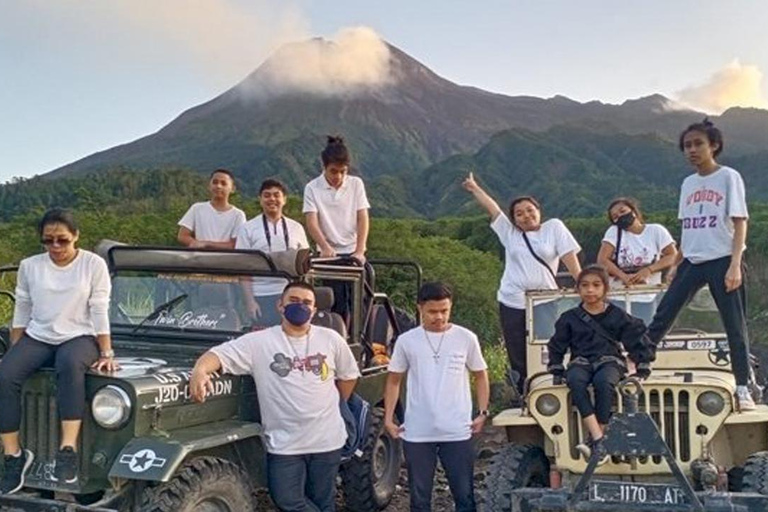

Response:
(568, 387), (691, 464)
(21, 388), (60, 461)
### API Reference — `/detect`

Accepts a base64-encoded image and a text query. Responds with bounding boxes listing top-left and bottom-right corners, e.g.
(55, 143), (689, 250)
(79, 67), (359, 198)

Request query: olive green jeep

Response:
(485, 286), (768, 512)
(0, 243), (419, 512)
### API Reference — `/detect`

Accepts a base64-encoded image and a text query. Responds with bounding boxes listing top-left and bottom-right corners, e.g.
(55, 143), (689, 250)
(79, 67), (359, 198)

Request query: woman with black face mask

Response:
(597, 198), (678, 323)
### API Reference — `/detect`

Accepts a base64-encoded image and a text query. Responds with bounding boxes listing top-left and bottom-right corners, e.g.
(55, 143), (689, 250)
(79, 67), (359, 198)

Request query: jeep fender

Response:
(109, 420), (263, 482)
(492, 408), (546, 447)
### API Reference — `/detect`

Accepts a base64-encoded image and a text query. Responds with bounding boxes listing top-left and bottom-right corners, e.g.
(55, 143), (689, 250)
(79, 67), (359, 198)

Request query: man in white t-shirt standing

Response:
(178, 169), (246, 249)
(236, 179), (309, 326)
(384, 282), (489, 512)
(303, 136), (371, 317)
(190, 282), (360, 511)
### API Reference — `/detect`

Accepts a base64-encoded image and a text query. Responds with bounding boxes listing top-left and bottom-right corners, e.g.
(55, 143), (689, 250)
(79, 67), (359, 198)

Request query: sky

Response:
(1, 0), (767, 183)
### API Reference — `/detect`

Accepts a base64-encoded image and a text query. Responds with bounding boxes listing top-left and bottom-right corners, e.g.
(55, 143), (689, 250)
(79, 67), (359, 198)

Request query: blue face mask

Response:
(283, 303), (313, 326)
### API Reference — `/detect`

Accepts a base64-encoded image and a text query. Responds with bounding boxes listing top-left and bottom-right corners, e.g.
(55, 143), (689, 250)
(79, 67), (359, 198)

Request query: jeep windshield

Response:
(102, 244), (310, 338)
(526, 285), (725, 343)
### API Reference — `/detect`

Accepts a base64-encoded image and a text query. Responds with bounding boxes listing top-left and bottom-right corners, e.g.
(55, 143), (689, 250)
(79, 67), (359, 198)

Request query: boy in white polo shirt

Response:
(647, 119), (755, 410)
(236, 178), (309, 326)
(178, 168), (246, 249)
(303, 136), (371, 317)
(190, 282), (359, 512)
(384, 282), (489, 512)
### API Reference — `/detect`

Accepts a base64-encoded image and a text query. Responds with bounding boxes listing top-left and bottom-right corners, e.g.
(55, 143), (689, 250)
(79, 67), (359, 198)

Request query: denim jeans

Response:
(402, 439), (476, 512)
(266, 449), (342, 512)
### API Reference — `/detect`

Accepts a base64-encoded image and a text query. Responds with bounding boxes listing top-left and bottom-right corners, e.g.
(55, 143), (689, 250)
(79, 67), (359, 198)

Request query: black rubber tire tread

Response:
(728, 465), (744, 492)
(483, 444), (550, 512)
(340, 406), (401, 511)
(742, 451), (768, 494)
(138, 456), (255, 512)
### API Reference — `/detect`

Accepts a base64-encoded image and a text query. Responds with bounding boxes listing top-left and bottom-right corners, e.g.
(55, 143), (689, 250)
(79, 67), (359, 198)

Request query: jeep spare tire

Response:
(139, 456), (254, 512)
(484, 444), (549, 512)
(340, 406), (401, 511)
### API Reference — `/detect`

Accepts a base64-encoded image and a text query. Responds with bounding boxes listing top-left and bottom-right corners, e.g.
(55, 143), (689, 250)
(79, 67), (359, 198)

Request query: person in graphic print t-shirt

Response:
(190, 282), (359, 512)
(597, 197), (677, 322)
(462, 172), (581, 400)
(647, 119), (755, 411)
(384, 282), (489, 512)
(177, 168), (246, 249)
(236, 179), (309, 326)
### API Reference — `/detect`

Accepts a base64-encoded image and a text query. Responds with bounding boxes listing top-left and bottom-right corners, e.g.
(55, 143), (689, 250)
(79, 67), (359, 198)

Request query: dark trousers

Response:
(329, 258), (374, 321)
(0, 334), (99, 433)
(402, 439), (476, 512)
(266, 449), (342, 512)
(566, 363), (623, 425)
(499, 304), (526, 394)
(648, 257), (750, 385)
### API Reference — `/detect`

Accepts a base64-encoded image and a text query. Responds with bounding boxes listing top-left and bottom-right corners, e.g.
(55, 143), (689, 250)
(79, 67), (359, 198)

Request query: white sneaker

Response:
(736, 386), (757, 412)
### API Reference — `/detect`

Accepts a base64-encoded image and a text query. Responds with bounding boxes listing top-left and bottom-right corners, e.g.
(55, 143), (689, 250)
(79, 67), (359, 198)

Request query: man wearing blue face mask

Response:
(190, 282), (360, 512)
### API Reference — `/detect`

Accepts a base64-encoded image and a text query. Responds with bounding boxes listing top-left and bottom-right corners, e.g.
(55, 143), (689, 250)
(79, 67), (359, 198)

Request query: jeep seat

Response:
(312, 286), (347, 339)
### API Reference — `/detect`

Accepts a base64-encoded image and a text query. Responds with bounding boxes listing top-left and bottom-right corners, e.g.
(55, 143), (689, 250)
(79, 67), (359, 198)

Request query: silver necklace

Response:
(283, 328), (311, 375)
(423, 328), (447, 363)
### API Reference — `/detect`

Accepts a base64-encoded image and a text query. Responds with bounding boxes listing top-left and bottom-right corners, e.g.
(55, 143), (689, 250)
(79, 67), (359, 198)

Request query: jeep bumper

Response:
(0, 493), (120, 512)
(510, 488), (768, 512)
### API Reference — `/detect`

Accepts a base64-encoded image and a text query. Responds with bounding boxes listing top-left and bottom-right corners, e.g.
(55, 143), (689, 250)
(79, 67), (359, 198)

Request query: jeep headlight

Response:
(92, 385), (132, 429)
(696, 391), (725, 416)
(535, 393), (561, 417)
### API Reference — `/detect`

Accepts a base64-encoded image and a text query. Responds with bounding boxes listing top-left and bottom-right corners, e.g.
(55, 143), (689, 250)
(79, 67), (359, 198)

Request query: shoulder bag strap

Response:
(576, 309), (623, 352)
(522, 231), (557, 282)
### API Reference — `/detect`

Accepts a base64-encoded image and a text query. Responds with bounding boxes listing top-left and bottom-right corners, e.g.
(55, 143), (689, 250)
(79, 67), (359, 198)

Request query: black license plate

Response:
(589, 480), (687, 505)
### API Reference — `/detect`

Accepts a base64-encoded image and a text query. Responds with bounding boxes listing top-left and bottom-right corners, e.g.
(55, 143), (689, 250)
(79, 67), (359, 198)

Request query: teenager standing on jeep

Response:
(177, 168), (246, 249)
(597, 197), (677, 320)
(236, 178), (309, 326)
(647, 119), (755, 411)
(0, 209), (118, 494)
(190, 282), (360, 512)
(383, 282), (489, 512)
(462, 172), (581, 398)
(303, 136), (371, 317)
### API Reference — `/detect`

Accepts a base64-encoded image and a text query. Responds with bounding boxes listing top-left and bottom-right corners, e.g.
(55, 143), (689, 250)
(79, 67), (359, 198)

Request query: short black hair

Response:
(38, 208), (78, 237)
(282, 281), (316, 298)
(259, 178), (288, 195)
(210, 168), (236, 182)
(417, 282), (453, 304)
(321, 135), (350, 167)
(679, 118), (724, 157)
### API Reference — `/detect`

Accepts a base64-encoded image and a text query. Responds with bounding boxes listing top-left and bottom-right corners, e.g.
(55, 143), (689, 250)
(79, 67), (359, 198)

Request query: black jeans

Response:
(402, 439), (476, 512)
(566, 363), (623, 425)
(0, 334), (99, 433)
(266, 449), (342, 512)
(499, 304), (526, 394)
(648, 257), (750, 385)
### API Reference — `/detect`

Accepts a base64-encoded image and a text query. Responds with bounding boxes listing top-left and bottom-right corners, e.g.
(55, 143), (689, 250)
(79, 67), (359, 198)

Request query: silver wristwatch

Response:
(100, 349), (115, 359)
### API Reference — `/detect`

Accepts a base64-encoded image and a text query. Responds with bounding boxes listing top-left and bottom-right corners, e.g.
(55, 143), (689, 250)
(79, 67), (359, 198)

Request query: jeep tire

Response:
(340, 407), (401, 511)
(741, 451), (768, 494)
(484, 444), (549, 512)
(139, 456), (255, 512)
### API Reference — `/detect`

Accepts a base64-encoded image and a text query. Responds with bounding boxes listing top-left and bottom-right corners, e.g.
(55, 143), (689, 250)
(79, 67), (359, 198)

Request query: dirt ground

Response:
(254, 426), (506, 511)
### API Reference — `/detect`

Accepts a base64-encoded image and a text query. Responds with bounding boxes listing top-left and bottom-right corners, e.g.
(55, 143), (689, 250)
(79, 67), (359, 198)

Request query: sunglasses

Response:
(41, 237), (74, 247)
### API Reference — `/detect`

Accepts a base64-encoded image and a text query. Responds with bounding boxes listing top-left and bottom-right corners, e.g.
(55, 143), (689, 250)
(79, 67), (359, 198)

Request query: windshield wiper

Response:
(131, 294), (188, 334)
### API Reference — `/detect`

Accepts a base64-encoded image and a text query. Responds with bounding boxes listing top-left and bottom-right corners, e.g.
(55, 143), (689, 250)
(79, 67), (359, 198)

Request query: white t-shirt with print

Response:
(388, 325), (487, 443)
(211, 325), (360, 455)
(235, 214), (310, 296)
(602, 224), (675, 287)
(13, 250), (111, 344)
(678, 166), (748, 264)
(491, 216), (581, 310)
(302, 175), (370, 254)
(178, 202), (246, 242)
